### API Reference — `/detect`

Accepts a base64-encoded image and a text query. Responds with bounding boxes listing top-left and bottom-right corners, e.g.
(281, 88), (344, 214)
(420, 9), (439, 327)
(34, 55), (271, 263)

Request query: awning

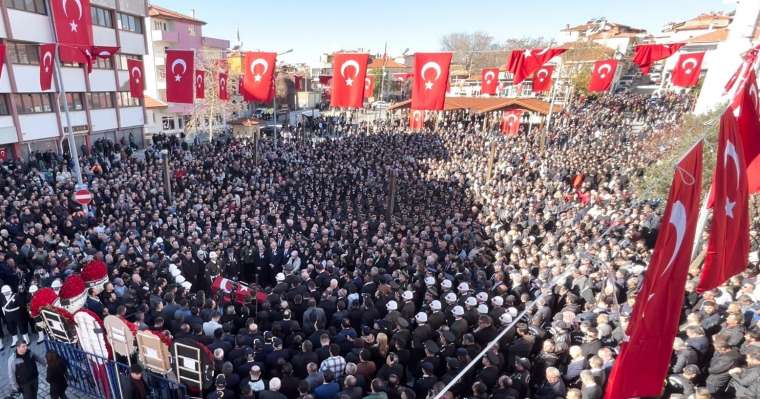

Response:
(388, 96), (559, 115)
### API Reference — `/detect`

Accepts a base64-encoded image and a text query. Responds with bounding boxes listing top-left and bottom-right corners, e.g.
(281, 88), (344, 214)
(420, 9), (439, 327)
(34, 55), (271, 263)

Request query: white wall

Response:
(91, 0), (117, 8)
(60, 67), (87, 92)
(7, 9), (54, 43)
(93, 26), (118, 47)
(116, 70), (131, 91)
(119, 0), (147, 16)
(0, 12), (7, 38)
(0, 116), (16, 144)
(0, 67), (10, 93)
(90, 70), (117, 91)
(119, 107), (143, 127)
(19, 113), (58, 141)
(13, 65), (55, 92)
(120, 32), (146, 55)
(66, 110), (88, 126)
(90, 109), (118, 132)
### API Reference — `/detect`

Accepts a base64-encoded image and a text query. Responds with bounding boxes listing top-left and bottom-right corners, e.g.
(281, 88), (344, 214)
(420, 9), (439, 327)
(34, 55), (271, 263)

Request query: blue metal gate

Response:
(45, 340), (187, 399)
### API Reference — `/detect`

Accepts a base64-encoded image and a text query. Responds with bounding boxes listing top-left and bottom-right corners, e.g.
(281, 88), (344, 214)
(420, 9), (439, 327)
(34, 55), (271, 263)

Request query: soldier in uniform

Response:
(1, 285), (26, 348)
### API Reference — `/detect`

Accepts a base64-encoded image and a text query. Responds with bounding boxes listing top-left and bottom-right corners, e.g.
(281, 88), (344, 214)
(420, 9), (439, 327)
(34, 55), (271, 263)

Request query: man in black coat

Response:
(580, 370), (602, 399)
(259, 377), (287, 399)
(672, 337), (699, 374)
(706, 334), (741, 396)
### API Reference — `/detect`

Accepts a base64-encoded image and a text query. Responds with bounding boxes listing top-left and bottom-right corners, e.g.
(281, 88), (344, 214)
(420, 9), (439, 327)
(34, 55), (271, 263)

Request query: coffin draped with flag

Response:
(211, 276), (266, 305)
(604, 141), (703, 399)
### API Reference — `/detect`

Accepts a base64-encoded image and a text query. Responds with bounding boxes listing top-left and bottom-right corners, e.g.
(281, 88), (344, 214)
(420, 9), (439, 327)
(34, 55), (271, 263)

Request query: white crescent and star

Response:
(130, 66), (142, 84)
(340, 59), (361, 86)
(365, 77), (372, 90)
(42, 51), (53, 73)
(62, 0), (83, 32)
(597, 63), (612, 79)
(483, 70), (496, 84)
(171, 58), (187, 82)
(536, 68), (549, 82)
(660, 201), (686, 279)
(681, 58), (698, 74)
(250, 58), (269, 82)
(413, 110), (422, 124)
(196, 73), (204, 89)
(420, 61), (442, 90)
(724, 140), (741, 218)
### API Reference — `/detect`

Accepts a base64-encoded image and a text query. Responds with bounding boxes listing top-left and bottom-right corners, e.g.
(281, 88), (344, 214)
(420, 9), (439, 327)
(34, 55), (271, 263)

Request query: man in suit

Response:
(580, 370), (602, 399)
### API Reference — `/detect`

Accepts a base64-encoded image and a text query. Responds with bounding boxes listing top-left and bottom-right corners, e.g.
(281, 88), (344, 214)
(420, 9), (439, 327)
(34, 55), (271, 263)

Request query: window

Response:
(93, 57), (113, 70)
(187, 26), (196, 36)
(58, 93), (84, 111)
(0, 95), (9, 116)
(6, 42), (39, 65)
(162, 117), (175, 130)
(152, 20), (168, 31)
(7, 0), (46, 14)
(116, 92), (141, 107)
(116, 54), (142, 70)
(87, 92), (114, 109)
(91, 6), (113, 28)
(117, 13), (143, 34)
(13, 93), (53, 114)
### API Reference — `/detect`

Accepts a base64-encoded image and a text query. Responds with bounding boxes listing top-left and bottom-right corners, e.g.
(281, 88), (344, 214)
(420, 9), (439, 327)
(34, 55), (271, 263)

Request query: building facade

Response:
(0, 0), (149, 160)
(143, 5), (229, 139)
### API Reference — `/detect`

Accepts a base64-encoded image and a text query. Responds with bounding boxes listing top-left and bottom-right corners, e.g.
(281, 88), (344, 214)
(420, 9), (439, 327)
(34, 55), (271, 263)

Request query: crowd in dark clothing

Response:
(0, 92), (759, 399)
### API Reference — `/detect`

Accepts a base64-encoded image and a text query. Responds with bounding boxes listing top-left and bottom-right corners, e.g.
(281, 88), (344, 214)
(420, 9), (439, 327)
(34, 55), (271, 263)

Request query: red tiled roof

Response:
(686, 28), (728, 44)
(389, 97), (558, 115)
(149, 5), (206, 25)
(144, 96), (167, 109)
(368, 57), (407, 69)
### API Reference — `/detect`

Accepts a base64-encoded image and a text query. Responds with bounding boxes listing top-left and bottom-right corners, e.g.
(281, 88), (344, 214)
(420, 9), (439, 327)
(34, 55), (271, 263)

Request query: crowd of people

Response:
(1, 91), (759, 399)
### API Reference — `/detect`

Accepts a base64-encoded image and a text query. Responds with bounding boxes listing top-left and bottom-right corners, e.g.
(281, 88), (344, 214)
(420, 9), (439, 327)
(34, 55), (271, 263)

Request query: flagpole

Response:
(380, 42), (387, 103)
(541, 60), (562, 154)
(46, 0), (87, 213)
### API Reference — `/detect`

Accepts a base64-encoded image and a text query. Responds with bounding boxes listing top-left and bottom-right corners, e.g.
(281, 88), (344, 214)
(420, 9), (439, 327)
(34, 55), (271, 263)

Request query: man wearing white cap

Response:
(400, 291), (416, 320)
(451, 305), (468, 339)
(413, 312), (433, 348)
(464, 297), (479, 325)
(385, 300), (400, 324)
(428, 300), (445, 331)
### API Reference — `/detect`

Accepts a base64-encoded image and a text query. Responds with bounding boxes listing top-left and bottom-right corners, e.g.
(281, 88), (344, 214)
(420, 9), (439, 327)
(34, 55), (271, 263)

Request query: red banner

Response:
(195, 70), (205, 99)
(588, 59), (618, 92)
(500, 109), (524, 135)
(605, 141), (703, 399)
(507, 50), (523, 74)
(50, 0), (94, 63)
(480, 68), (499, 95)
(165, 50), (194, 104)
(513, 48), (565, 85)
(0, 44), (4, 80)
(243, 52), (276, 103)
(411, 52), (452, 110)
(531, 65), (553, 93)
(294, 75), (304, 91)
(218, 72), (229, 100)
(698, 109), (749, 293)
(126, 59), (144, 98)
(734, 71), (760, 193)
(409, 110), (424, 131)
(39, 44), (56, 91)
(671, 52), (705, 88)
(331, 53), (369, 108)
(364, 76), (375, 100)
(633, 43), (684, 75)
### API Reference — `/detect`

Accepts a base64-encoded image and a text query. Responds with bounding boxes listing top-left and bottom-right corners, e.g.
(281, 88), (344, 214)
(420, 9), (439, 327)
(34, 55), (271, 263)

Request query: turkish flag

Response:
(294, 76), (304, 91)
(507, 50), (524, 74)
(481, 68), (499, 95)
(605, 141), (703, 399)
(698, 109), (749, 293)
(165, 50), (194, 104)
(409, 110), (424, 131)
(195, 70), (205, 99)
(364, 76), (375, 100)
(126, 59), (144, 98)
(219, 73), (229, 100)
(633, 43), (684, 75)
(50, 0), (94, 63)
(243, 52), (277, 103)
(500, 109), (523, 135)
(513, 48), (565, 85)
(731, 71), (760, 194)
(671, 52), (705, 88)
(588, 59), (618, 92)
(331, 53), (369, 108)
(531, 65), (553, 93)
(394, 72), (413, 81)
(725, 45), (760, 94)
(411, 52), (452, 110)
(39, 44), (56, 91)
(79, 45), (118, 73)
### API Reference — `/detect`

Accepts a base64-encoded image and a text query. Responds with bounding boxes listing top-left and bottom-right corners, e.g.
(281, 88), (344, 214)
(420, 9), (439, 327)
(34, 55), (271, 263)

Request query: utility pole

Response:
(542, 61), (563, 154)
(273, 49), (294, 149)
(379, 42), (387, 102)
(486, 141), (497, 182)
(161, 149), (173, 204)
(46, 0), (87, 212)
(386, 168), (397, 221)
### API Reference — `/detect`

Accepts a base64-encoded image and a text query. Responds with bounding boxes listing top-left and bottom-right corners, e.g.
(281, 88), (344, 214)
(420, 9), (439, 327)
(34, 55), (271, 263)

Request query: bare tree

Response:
(441, 32), (552, 76)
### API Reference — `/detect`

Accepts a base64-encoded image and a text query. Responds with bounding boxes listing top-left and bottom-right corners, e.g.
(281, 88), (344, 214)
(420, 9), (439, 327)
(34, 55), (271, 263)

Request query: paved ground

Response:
(0, 338), (93, 399)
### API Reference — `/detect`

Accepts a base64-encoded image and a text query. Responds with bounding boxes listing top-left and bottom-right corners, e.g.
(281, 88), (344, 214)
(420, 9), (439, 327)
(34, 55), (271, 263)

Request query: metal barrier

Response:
(44, 340), (187, 399)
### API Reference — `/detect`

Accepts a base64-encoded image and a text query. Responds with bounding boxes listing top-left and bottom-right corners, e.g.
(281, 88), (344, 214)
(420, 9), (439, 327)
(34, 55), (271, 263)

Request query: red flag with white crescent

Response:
(218, 72), (229, 101)
(671, 52), (705, 88)
(195, 70), (205, 99)
(165, 50), (194, 104)
(243, 51), (277, 103)
(588, 59), (618, 92)
(364, 76), (375, 100)
(39, 44), (56, 91)
(50, 0), (94, 63)
(411, 52), (452, 110)
(513, 48), (565, 85)
(633, 43), (684, 75)
(507, 50), (524, 74)
(500, 109), (524, 135)
(126, 59), (144, 98)
(698, 108), (749, 293)
(481, 68), (499, 95)
(605, 141), (703, 399)
(531, 65), (553, 93)
(331, 53), (370, 108)
(409, 110), (424, 131)
(733, 71), (760, 194)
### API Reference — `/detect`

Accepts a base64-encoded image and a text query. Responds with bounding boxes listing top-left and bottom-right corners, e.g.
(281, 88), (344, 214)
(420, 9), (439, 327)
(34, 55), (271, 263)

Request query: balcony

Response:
(152, 29), (179, 43)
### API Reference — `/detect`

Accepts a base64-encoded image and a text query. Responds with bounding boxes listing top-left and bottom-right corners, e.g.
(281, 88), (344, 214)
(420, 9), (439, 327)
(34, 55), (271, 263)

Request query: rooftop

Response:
(149, 5), (206, 25)
(389, 97), (557, 115)
(145, 96), (167, 109)
(664, 12), (732, 32)
(367, 56), (407, 69)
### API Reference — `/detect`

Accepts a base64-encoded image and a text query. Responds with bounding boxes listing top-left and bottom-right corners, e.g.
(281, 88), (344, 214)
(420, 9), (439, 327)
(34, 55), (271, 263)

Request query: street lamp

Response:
(272, 49), (294, 149)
